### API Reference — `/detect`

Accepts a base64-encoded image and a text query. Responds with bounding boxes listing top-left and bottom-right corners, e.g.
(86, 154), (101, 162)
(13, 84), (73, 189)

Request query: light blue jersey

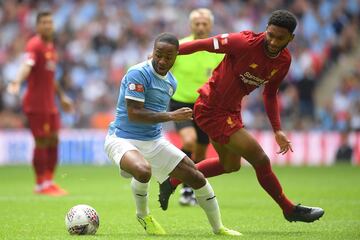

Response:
(109, 60), (177, 140)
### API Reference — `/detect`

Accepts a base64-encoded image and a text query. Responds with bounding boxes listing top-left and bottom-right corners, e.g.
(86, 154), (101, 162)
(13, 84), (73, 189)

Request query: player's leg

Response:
(121, 151), (166, 235)
(26, 113), (54, 195)
(104, 135), (165, 235)
(225, 128), (324, 222)
(193, 122), (209, 163)
(45, 113), (67, 195)
(170, 100), (197, 204)
(177, 126), (197, 206)
(168, 156), (241, 236)
(168, 140), (239, 188)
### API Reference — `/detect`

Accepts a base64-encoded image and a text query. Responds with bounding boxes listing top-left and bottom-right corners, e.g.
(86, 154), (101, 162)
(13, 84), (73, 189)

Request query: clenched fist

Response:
(169, 107), (193, 121)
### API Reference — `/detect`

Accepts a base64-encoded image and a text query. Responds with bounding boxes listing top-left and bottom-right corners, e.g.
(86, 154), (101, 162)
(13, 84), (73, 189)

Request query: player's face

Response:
(264, 25), (294, 57)
(191, 16), (212, 39)
(36, 15), (54, 40)
(152, 42), (178, 76)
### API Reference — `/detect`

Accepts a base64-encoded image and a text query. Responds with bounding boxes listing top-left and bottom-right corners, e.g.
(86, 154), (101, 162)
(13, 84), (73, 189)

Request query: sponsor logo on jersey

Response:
(239, 71), (268, 87)
(128, 83), (144, 92)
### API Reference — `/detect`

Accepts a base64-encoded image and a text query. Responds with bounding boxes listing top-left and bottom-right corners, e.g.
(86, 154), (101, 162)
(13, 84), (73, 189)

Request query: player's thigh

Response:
(26, 113), (52, 138)
(194, 143), (208, 162)
(47, 113), (60, 146)
(226, 128), (269, 167)
(120, 150), (151, 181)
(142, 138), (186, 184)
(104, 135), (150, 179)
(211, 140), (241, 173)
(178, 126), (196, 149)
(169, 156), (205, 189)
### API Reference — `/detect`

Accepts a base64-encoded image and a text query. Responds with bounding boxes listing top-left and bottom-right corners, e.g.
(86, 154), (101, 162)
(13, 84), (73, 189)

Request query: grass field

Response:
(0, 164), (359, 240)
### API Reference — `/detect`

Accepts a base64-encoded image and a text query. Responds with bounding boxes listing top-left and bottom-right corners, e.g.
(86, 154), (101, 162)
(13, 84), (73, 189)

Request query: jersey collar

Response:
(148, 60), (167, 80)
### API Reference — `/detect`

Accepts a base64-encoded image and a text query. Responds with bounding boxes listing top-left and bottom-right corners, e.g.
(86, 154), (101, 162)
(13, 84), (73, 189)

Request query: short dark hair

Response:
(268, 10), (297, 34)
(154, 33), (179, 50)
(36, 11), (52, 24)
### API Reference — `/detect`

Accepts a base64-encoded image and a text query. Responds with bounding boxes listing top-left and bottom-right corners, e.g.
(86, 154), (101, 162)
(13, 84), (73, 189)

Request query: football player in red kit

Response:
(8, 11), (73, 196)
(159, 10), (324, 223)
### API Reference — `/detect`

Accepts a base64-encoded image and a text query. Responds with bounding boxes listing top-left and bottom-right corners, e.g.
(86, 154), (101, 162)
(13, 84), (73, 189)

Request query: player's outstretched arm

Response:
(126, 99), (192, 124)
(179, 38), (215, 55)
(7, 63), (32, 95)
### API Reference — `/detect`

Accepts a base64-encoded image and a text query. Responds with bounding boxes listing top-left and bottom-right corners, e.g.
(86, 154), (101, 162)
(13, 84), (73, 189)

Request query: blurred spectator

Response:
(335, 130), (353, 162)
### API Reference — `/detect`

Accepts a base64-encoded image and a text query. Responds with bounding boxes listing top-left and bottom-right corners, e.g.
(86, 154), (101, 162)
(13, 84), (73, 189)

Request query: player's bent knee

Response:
(132, 163), (151, 182)
(182, 140), (195, 152)
(185, 170), (206, 189)
(223, 161), (241, 173)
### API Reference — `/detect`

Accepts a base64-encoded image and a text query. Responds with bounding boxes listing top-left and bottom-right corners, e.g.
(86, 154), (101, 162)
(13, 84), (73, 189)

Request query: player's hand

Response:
(7, 81), (21, 95)
(275, 130), (293, 155)
(169, 107), (193, 121)
(60, 95), (74, 113)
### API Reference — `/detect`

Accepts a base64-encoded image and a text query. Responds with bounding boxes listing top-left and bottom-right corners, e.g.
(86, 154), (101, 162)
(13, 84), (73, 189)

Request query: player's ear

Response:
(289, 34), (295, 42)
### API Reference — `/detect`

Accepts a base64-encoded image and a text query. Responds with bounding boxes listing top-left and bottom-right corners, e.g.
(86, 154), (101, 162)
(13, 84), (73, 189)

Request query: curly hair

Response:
(268, 10), (297, 34)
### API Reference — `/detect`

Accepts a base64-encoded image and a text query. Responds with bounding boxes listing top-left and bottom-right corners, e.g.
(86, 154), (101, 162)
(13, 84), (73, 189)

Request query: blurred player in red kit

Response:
(159, 10), (324, 223)
(8, 11), (73, 196)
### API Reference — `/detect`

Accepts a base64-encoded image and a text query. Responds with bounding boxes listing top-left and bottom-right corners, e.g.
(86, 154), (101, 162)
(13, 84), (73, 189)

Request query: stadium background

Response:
(0, 0), (359, 165)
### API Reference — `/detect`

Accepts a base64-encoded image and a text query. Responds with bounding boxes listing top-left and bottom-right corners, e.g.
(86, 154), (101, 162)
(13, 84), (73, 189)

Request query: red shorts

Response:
(25, 112), (60, 137)
(194, 97), (243, 144)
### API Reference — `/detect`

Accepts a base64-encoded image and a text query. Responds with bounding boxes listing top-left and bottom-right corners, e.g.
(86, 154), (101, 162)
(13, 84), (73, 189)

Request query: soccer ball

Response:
(65, 204), (100, 235)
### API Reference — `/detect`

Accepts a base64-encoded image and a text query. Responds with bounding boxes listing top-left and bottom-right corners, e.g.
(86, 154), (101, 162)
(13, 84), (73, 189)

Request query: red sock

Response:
(33, 147), (48, 185)
(254, 163), (294, 214)
(47, 145), (58, 181)
(170, 158), (225, 187)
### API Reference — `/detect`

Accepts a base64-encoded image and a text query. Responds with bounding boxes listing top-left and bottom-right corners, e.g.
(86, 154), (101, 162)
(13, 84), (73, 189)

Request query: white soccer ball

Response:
(65, 204), (100, 235)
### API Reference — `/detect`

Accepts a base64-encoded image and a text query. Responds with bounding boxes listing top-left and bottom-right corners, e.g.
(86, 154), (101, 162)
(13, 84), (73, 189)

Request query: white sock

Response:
(194, 180), (224, 232)
(130, 178), (150, 218)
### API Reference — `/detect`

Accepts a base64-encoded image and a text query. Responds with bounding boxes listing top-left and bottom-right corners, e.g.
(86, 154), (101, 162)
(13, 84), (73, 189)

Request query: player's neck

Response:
(263, 43), (281, 58)
(39, 34), (53, 43)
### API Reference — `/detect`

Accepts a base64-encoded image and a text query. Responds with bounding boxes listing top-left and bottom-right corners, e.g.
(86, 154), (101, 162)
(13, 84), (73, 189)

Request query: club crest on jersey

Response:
(45, 51), (52, 59)
(128, 83), (144, 92)
(168, 86), (174, 96)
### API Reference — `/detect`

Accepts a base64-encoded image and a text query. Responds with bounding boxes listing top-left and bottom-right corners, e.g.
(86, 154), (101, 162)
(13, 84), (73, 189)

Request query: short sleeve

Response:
(211, 32), (248, 55)
(124, 70), (147, 102)
(24, 40), (38, 66)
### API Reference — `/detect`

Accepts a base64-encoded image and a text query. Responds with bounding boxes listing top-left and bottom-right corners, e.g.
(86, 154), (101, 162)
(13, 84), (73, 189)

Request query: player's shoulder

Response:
(280, 48), (292, 63)
(128, 60), (150, 74)
(26, 35), (42, 49)
(126, 61), (150, 81)
(238, 31), (265, 44)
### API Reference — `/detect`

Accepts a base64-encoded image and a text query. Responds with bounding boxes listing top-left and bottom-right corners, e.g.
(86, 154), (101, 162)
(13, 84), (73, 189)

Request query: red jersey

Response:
(179, 31), (291, 131)
(23, 35), (58, 113)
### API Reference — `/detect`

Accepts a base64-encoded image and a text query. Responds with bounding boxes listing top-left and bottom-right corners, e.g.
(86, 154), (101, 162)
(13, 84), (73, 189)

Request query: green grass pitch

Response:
(0, 164), (359, 240)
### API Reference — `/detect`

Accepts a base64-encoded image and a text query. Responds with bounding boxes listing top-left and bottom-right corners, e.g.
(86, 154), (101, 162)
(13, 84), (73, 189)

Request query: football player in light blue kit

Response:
(104, 33), (240, 236)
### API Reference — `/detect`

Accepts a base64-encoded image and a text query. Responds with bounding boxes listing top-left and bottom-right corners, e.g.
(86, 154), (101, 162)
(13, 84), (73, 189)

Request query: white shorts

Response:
(104, 134), (186, 183)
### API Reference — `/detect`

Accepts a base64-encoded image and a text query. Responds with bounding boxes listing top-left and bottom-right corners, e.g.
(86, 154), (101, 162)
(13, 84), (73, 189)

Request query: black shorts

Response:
(169, 99), (209, 145)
